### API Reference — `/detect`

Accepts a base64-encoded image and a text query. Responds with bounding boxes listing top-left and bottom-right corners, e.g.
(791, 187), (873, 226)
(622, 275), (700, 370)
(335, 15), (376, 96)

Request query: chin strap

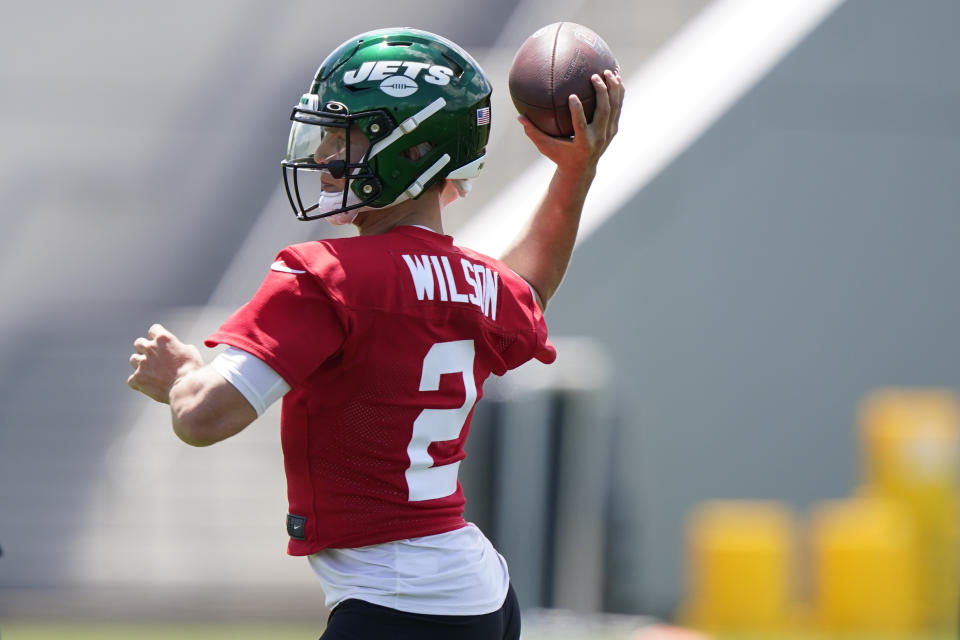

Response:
(317, 189), (366, 226)
(391, 154), (452, 206)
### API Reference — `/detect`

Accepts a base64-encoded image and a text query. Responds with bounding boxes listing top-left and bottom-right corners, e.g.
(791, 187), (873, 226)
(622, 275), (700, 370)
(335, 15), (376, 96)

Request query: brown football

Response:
(508, 22), (619, 137)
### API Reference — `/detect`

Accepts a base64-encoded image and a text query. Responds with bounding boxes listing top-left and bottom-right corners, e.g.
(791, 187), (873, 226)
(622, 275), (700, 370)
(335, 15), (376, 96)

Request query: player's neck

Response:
(355, 191), (444, 236)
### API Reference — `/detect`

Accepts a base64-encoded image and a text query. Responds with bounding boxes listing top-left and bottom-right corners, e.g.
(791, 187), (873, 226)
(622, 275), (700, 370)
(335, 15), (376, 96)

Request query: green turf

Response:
(0, 621), (955, 640)
(0, 622), (322, 640)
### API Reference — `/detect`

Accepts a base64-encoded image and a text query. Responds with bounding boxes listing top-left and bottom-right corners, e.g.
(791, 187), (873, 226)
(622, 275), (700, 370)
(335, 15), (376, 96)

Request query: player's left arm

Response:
(128, 324), (256, 447)
(500, 69), (624, 309)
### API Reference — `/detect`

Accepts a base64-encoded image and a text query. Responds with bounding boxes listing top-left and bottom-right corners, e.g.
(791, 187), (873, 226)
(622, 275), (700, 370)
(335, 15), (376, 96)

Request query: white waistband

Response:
(308, 523), (510, 616)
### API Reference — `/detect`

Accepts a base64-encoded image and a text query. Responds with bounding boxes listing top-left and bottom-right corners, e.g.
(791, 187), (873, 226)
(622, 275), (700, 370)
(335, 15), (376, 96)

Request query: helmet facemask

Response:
(281, 96), (391, 221)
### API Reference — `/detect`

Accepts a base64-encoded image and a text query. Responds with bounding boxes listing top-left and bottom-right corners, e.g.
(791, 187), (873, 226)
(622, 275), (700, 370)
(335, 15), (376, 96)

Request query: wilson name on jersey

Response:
(401, 253), (499, 320)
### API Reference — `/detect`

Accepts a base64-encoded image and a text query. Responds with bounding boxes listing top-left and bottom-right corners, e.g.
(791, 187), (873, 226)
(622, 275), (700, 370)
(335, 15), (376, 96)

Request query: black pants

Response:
(320, 584), (521, 640)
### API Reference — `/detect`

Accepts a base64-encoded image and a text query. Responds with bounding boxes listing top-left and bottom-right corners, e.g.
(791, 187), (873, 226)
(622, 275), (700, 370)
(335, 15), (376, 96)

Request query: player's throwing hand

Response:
(128, 324), (203, 404)
(518, 69), (624, 175)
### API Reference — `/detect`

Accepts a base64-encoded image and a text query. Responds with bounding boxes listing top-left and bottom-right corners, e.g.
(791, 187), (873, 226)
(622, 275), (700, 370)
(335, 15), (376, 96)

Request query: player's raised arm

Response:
(128, 324), (256, 446)
(500, 70), (624, 309)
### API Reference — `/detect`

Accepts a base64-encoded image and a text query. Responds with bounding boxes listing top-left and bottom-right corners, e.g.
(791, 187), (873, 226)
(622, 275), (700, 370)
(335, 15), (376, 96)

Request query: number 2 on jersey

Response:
(405, 340), (478, 502)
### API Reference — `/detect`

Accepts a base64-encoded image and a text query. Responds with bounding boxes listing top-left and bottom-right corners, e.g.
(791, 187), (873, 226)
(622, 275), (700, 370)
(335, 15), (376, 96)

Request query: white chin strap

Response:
(317, 189), (368, 226)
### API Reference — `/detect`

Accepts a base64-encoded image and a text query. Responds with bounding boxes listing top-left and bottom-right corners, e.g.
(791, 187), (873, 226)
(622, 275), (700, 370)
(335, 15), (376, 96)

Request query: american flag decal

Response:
(476, 107), (491, 126)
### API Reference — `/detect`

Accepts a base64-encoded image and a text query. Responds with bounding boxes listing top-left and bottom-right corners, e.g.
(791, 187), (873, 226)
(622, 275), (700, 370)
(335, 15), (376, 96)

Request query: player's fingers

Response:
(605, 70), (624, 139)
(147, 323), (169, 340)
(604, 70), (624, 113)
(129, 353), (144, 369)
(127, 372), (141, 391)
(517, 115), (540, 140)
(148, 323), (177, 346)
(605, 68), (623, 94)
(133, 337), (150, 354)
(590, 73), (611, 133)
(517, 116), (562, 155)
(568, 93), (590, 140)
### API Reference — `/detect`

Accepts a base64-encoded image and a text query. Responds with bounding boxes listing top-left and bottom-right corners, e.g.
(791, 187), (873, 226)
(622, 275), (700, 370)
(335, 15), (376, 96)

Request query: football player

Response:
(128, 28), (623, 640)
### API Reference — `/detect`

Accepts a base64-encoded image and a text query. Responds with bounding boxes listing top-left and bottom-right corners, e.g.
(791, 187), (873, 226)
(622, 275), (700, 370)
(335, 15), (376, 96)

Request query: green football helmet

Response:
(282, 28), (492, 221)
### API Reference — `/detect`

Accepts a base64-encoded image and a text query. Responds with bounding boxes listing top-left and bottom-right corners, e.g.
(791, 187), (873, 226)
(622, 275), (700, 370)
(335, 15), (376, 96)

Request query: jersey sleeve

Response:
(500, 269), (557, 370)
(529, 293), (556, 365)
(204, 247), (348, 387)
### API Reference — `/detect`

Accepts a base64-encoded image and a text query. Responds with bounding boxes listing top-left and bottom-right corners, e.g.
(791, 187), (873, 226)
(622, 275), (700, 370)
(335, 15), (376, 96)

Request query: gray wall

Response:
(544, 0), (960, 616)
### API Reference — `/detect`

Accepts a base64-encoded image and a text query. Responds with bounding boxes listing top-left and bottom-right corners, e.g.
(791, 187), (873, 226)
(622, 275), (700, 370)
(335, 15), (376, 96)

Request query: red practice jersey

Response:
(206, 226), (555, 555)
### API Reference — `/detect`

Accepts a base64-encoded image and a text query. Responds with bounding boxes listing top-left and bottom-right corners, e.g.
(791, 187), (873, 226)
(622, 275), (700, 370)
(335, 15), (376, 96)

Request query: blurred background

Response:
(1, 0), (958, 638)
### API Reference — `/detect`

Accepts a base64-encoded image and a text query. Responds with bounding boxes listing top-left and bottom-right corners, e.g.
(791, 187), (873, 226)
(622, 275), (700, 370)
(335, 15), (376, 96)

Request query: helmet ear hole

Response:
(404, 142), (435, 161)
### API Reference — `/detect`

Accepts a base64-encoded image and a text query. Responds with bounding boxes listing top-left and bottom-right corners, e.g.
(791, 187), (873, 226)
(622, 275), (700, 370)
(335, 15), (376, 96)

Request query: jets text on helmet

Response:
(343, 61), (454, 86)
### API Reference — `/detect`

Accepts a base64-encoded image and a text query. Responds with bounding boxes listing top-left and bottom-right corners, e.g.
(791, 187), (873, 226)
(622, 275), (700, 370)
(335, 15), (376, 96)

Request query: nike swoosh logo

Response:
(271, 260), (306, 274)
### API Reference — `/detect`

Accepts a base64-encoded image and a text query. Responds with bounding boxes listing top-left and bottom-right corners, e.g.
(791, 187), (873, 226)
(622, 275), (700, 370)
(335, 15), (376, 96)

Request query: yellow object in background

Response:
(859, 389), (960, 630)
(810, 497), (920, 633)
(680, 501), (794, 632)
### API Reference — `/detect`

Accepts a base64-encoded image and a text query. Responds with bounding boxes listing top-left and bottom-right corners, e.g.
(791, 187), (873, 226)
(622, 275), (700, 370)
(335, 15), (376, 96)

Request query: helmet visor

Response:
(282, 108), (377, 219)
